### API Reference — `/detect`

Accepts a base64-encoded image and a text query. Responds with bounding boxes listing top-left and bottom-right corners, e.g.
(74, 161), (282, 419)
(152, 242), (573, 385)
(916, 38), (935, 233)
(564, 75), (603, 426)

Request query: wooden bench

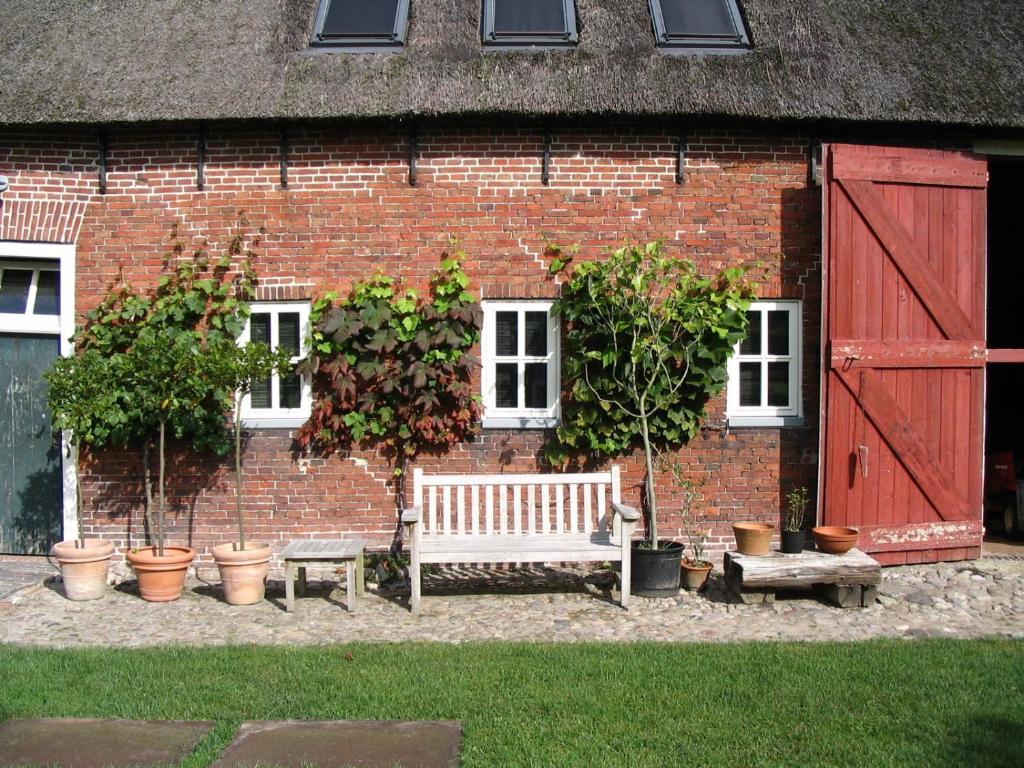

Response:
(401, 466), (640, 612)
(281, 539), (366, 613)
(723, 549), (882, 608)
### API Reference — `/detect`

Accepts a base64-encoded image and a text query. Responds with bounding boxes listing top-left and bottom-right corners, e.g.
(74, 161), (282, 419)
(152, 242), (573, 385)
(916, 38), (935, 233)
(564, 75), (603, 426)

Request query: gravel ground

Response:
(1, 557), (1022, 647)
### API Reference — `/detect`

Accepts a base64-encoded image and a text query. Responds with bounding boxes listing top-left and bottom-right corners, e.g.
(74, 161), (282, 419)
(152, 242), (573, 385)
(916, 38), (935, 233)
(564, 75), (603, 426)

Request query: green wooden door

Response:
(0, 333), (61, 554)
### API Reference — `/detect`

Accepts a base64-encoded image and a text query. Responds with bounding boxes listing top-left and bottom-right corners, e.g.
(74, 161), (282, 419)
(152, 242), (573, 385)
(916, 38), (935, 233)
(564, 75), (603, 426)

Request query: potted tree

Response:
(548, 242), (752, 597)
(781, 485), (810, 554)
(206, 339), (291, 605)
(678, 480), (713, 591)
(45, 348), (119, 600)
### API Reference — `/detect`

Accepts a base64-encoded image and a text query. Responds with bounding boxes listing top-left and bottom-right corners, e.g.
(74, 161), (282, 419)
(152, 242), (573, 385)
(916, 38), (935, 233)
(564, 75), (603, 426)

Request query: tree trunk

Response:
(73, 443), (84, 549)
(234, 402), (245, 551)
(142, 437), (155, 549)
(639, 411), (658, 547)
(158, 419), (166, 557)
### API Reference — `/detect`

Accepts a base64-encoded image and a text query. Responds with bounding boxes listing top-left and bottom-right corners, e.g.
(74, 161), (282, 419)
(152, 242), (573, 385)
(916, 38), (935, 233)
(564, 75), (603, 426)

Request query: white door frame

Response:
(0, 241), (77, 542)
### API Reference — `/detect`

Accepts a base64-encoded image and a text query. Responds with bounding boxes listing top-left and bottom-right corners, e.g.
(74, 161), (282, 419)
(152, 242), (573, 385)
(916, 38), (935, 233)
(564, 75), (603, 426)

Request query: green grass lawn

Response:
(1, 640), (1022, 768)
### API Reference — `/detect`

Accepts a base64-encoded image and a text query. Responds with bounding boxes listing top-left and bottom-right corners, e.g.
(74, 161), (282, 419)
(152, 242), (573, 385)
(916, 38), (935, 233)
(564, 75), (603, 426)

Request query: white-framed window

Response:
(726, 300), (803, 427)
(481, 300), (560, 429)
(238, 301), (312, 428)
(0, 261), (61, 334)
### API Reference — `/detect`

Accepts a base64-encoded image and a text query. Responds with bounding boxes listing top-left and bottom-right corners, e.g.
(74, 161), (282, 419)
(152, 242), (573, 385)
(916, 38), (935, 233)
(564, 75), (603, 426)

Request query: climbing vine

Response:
(296, 255), (482, 506)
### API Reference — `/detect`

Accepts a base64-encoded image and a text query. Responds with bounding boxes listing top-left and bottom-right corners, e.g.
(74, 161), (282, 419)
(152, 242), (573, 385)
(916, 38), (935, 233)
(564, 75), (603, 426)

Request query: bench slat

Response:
(555, 485), (564, 533)
(419, 473), (613, 487)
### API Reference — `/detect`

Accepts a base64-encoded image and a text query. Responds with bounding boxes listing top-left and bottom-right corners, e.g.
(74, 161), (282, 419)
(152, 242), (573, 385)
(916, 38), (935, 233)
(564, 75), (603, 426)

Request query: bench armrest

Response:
(611, 501), (641, 523)
(401, 507), (421, 524)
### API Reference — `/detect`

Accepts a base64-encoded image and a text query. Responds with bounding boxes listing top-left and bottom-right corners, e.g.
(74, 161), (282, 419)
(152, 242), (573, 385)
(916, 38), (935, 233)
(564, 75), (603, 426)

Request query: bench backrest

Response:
(411, 466), (622, 537)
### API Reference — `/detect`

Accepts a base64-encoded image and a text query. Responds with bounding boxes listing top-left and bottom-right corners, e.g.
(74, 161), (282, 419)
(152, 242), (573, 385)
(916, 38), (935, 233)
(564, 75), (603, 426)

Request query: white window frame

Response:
(726, 300), (803, 427)
(237, 301), (312, 429)
(0, 259), (62, 334)
(481, 300), (560, 429)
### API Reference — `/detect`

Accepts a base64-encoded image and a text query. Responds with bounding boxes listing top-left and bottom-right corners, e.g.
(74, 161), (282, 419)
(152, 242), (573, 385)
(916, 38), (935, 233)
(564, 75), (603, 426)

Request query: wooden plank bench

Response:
(281, 539), (365, 613)
(723, 549), (882, 608)
(401, 466), (640, 612)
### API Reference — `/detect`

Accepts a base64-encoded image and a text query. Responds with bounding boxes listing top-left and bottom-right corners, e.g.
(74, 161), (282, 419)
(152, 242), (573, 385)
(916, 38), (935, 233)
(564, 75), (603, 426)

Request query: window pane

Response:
(495, 312), (518, 357)
(280, 370), (302, 409)
(525, 312), (548, 356)
(768, 310), (790, 356)
(739, 362), (761, 407)
(659, 0), (738, 38)
(768, 362), (790, 407)
(494, 0), (566, 34)
(250, 313), (271, 345)
(0, 269), (32, 314)
(495, 363), (517, 408)
(33, 271), (60, 316)
(279, 312), (301, 356)
(250, 377), (272, 409)
(321, 0), (400, 37)
(739, 311), (761, 355)
(525, 363), (547, 409)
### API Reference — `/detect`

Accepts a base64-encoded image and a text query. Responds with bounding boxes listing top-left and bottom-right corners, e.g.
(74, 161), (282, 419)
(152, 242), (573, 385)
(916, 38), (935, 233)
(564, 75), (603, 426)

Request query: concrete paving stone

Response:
(0, 718), (213, 768)
(212, 720), (462, 768)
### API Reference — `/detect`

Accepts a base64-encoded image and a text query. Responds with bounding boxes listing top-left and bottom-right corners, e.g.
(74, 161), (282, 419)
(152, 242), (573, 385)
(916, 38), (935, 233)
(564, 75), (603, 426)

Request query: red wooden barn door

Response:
(821, 143), (988, 565)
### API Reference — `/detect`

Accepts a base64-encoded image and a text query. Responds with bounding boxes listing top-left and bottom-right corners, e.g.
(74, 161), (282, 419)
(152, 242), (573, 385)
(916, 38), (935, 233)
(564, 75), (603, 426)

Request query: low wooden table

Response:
(281, 539), (365, 613)
(723, 548), (882, 608)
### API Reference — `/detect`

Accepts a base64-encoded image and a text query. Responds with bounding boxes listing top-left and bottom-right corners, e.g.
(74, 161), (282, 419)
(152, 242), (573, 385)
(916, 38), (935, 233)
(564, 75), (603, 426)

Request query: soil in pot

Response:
(51, 539), (115, 601)
(812, 526), (859, 555)
(780, 530), (805, 555)
(680, 558), (712, 591)
(631, 540), (684, 598)
(212, 542), (272, 605)
(126, 546), (196, 602)
(732, 523), (775, 556)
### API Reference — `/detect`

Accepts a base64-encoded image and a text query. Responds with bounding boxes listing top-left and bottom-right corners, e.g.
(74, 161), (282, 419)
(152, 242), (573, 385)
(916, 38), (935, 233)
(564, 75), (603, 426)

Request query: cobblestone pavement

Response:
(1, 557), (1022, 647)
(0, 556), (58, 604)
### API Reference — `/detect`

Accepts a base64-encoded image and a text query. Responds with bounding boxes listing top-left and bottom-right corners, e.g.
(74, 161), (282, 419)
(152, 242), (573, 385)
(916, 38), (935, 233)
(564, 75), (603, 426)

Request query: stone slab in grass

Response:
(0, 718), (213, 768)
(213, 720), (462, 768)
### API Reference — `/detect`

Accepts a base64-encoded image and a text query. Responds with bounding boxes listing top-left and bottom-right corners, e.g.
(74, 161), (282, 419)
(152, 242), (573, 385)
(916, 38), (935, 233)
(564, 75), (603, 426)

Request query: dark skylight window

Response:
(482, 0), (579, 47)
(649, 0), (751, 51)
(311, 0), (410, 48)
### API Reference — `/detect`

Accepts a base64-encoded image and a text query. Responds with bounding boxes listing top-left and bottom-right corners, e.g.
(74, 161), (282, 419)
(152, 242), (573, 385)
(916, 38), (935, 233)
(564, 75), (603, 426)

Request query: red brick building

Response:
(1, 0), (1022, 566)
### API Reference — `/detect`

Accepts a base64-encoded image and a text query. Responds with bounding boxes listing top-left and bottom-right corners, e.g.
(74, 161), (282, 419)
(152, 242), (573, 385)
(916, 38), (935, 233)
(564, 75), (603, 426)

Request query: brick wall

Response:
(0, 122), (823, 563)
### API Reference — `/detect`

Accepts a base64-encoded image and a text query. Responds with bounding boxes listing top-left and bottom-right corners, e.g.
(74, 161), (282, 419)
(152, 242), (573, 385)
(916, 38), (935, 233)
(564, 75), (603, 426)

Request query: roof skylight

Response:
(311, 0), (410, 48)
(649, 0), (751, 52)
(482, 0), (579, 48)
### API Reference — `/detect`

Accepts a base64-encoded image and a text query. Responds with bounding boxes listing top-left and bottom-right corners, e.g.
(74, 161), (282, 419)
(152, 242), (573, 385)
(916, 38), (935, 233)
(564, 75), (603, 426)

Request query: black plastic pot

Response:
(780, 530), (805, 554)
(630, 540), (684, 597)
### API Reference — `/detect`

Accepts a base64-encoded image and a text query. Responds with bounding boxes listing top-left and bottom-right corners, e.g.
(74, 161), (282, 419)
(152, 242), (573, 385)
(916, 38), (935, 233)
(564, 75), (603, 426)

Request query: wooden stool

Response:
(723, 548), (881, 608)
(281, 539), (365, 613)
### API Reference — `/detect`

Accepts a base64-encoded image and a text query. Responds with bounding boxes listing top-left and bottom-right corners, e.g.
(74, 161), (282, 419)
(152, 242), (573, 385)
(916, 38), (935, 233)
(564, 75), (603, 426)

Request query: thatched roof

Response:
(1, 0), (1022, 128)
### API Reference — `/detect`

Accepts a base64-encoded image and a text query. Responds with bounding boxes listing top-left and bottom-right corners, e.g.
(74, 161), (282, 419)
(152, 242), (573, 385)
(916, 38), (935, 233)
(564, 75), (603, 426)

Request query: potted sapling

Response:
(781, 485), (810, 554)
(45, 348), (119, 600)
(207, 338), (291, 605)
(677, 479), (713, 591)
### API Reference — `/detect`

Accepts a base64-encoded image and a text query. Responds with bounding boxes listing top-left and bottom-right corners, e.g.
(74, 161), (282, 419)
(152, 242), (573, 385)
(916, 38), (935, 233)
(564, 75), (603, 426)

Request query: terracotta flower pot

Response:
(212, 542), (272, 605)
(126, 546), (196, 602)
(732, 522), (775, 556)
(680, 559), (713, 591)
(50, 539), (115, 601)
(812, 526), (859, 555)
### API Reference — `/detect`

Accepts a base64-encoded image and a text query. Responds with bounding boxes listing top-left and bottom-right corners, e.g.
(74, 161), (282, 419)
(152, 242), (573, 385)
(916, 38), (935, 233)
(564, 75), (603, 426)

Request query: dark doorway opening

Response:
(984, 157), (1024, 546)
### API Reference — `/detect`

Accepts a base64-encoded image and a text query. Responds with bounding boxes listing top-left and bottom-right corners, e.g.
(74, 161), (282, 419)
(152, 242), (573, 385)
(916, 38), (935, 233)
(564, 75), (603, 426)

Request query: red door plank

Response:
(830, 340), (986, 368)
(838, 178), (977, 341)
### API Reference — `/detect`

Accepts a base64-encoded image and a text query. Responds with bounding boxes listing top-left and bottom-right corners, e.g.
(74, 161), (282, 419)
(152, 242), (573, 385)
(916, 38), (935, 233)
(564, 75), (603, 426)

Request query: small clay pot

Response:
(212, 542), (272, 605)
(680, 559), (713, 591)
(732, 522), (775, 556)
(51, 539), (115, 601)
(812, 526), (859, 555)
(126, 546), (196, 602)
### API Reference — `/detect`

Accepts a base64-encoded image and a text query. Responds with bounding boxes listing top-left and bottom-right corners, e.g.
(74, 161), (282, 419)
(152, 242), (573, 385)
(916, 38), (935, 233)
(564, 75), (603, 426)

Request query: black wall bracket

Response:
(542, 131), (552, 186)
(97, 130), (108, 195)
(280, 123), (290, 188)
(676, 130), (688, 185)
(196, 124), (207, 191)
(808, 140), (823, 186)
(408, 126), (419, 187)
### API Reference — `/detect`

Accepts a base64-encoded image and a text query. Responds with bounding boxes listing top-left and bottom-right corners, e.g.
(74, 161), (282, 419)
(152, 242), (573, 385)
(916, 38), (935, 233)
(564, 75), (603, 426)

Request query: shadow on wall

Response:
(777, 182), (822, 528)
